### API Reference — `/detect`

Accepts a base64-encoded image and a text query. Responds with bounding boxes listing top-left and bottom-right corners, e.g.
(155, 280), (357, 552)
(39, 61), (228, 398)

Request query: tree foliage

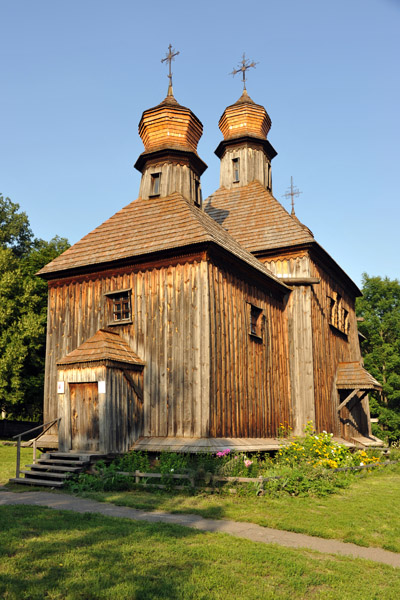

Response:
(0, 194), (33, 257)
(356, 274), (400, 442)
(0, 195), (69, 420)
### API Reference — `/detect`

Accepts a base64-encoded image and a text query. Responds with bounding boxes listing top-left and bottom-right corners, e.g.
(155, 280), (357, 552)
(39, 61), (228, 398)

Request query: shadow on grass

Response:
(0, 504), (207, 600)
(70, 486), (228, 520)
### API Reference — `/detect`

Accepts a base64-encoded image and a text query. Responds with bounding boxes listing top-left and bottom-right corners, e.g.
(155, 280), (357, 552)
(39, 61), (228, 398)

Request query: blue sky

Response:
(1, 0), (399, 287)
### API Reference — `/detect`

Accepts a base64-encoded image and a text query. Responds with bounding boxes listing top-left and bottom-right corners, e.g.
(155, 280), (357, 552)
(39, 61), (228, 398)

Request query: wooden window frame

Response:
(247, 302), (263, 340)
(150, 172), (161, 197)
(232, 157), (240, 183)
(328, 292), (349, 336)
(193, 177), (202, 207)
(105, 289), (132, 326)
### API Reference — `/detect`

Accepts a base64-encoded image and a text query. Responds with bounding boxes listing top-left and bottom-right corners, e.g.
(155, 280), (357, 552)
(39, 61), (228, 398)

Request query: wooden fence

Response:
(116, 461), (397, 493)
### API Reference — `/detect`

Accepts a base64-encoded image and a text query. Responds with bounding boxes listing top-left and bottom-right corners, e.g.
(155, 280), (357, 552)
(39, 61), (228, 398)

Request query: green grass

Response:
(0, 504), (399, 600)
(0, 442), (39, 485)
(74, 464), (400, 552)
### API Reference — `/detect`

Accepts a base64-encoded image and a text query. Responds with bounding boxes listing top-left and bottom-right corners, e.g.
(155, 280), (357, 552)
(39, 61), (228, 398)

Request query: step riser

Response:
(19, 470), (71, 480)
(26, 464), (82, 473)
(9, 478), (64, 488)
(39, 460), (90, 466)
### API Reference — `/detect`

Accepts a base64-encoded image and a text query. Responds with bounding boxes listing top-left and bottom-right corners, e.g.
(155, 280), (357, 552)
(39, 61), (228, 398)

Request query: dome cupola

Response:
(135, 45), (207, 206)
(215, 54), (277, 191)
(218, 88), (272, 141)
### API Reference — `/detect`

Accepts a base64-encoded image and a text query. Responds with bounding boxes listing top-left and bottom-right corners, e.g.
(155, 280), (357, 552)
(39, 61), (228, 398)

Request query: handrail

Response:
(12, 418), (60, 440)
(13, 417), (60, 479)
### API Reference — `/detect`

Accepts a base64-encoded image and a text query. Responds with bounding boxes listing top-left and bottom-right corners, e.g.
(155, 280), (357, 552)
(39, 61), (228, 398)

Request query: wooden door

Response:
(70, 383), (99, 451)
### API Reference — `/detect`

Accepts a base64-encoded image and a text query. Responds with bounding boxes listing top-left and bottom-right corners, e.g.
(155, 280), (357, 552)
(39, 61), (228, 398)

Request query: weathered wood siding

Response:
(338, 391), (371, 440)
(57, 363), (143, 453)
(104, 367), (143, 453)
(263, 253), (315, 435)
(219, 146), (272, 190)
(139, 161), (201, 205)
(57, 365), (106, 452)
(309, 259), (361, 435)
(45, 259), (211, 440)
(208, 261), (291, 438)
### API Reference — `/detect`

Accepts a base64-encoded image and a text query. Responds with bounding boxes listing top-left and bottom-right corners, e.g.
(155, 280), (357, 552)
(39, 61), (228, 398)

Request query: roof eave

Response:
(214, 136), (277, 160)
(255, 241), (361, 298)
(38, 239), (290, 295)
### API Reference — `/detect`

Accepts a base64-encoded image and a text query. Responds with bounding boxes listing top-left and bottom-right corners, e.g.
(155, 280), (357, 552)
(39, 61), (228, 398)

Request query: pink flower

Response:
(244, 459), (253, 468)
(216, 449), (231, 457)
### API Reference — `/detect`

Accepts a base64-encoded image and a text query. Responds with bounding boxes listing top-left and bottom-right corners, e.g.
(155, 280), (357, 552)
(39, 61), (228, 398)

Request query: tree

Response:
(0, 196), (69, 420)
(356, 274), (400, 442)
(0, 194), (33, 257)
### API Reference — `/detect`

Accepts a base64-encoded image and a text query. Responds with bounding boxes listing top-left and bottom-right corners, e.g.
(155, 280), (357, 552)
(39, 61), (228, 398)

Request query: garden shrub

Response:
(65, 423), (388, 497)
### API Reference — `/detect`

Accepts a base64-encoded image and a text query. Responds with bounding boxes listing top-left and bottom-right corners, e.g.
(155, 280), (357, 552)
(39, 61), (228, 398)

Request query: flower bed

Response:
(65, 423), (390, 497)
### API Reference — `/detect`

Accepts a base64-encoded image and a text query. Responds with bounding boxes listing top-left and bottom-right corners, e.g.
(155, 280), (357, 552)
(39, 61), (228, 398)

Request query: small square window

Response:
(105, 290), (132, 325)
(248, 303), (263, 339)
(150, 173), (161, 196)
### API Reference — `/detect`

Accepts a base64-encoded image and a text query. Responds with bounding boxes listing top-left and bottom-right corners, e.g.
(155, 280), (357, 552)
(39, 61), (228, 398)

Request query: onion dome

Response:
(218, 89), (272, 141)
(138, 88), (203, 154)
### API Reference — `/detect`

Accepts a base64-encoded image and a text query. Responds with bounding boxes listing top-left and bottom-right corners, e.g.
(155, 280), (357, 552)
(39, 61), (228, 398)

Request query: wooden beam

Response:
(347, 391), (368, 413)
(279, 277), (320, 285)
(122, 369), (143, 402)
(338, 388), (361, 412)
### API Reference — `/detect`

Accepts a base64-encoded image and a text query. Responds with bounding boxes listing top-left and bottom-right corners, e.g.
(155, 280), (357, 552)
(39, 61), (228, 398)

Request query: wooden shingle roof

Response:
(38, 192), (288, 290)
(204, 181), (315, 253)
(57, 329), (144, 367)
(336, 362), (382, 391)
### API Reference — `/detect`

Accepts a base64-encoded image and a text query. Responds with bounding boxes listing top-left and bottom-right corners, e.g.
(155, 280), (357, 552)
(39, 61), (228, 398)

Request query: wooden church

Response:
(38, 52), (382, 455)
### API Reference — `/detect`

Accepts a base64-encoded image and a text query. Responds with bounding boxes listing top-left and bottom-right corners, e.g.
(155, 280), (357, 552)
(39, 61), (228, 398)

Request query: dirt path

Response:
(1, 488), (399, 568)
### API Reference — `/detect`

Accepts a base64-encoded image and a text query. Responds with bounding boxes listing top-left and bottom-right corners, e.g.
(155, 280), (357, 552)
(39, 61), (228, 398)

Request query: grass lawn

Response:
(73, 464), (400, 553)
(0, 504), (399, 600)
(0, 442), (39, 486)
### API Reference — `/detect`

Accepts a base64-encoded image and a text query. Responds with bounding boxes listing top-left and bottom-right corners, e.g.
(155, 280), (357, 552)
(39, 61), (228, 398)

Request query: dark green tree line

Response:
(356, 274), (400, 443)
(0, 194), (69, 420)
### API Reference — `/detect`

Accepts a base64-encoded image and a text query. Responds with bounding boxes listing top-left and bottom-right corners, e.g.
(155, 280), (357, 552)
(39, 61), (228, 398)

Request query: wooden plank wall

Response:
(263, 254), (315, 436)
(57, 365), (106, 452)
(139, 162), (199, 205)
(219, 146), (271, 190)
(208, 261), (291, 438)
(339, 391), (371, 440)
(57, 365), (143, 453)
(309, 259), (361, 436)
(44, 259), (210, 440)
(105, 368), (143, 453)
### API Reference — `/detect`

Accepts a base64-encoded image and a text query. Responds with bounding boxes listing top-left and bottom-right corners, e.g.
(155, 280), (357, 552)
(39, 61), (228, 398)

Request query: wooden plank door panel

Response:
(70, 383), (99, 451)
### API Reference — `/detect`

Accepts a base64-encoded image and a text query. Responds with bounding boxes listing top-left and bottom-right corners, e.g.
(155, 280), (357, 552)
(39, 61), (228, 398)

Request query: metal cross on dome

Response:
(283, 176), (302, 216)
(161, 44), (180, 89)
(230, 53), (258, 90)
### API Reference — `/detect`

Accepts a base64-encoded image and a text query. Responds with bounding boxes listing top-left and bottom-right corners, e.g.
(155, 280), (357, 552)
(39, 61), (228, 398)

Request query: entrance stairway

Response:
(9, 452), (107, 488)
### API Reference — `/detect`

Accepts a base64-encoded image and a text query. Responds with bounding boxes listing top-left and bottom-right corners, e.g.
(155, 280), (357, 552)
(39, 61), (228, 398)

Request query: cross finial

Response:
(161, 44), (180, 95)
(283, 176), (302, 216)
(230, 53), (258, 90)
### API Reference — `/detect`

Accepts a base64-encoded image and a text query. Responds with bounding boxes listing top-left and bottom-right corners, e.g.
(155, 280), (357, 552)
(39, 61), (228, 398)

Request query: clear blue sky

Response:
(1, 0), (399, 287)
